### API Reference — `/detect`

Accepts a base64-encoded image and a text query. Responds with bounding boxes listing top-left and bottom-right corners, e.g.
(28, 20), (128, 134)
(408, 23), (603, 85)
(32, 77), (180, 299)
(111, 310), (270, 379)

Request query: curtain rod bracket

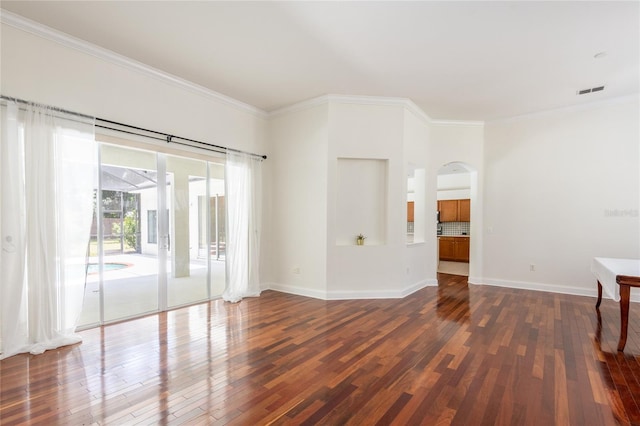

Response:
(167, 135), (173, 144)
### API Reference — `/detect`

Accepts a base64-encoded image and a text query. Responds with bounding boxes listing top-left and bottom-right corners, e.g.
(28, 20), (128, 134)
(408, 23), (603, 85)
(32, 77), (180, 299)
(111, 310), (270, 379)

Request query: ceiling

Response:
(1, 1), (638, 121)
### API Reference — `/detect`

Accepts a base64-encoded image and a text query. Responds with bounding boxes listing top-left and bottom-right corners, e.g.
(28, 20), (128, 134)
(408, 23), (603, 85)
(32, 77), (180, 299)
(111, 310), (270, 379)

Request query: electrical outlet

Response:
(529, 264), (535, 272)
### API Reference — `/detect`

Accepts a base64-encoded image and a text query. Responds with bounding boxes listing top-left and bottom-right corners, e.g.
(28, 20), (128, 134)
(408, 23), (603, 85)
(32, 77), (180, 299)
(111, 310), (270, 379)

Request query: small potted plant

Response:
(356, 233), (366, 245)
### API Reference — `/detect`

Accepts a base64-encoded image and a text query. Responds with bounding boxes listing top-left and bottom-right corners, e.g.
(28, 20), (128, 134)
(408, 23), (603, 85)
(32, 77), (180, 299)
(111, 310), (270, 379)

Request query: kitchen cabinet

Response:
(458, 199), (470, 222)
(407, 201), (414, 222)
(438, 200), (458, 222)
(439, 237), (456, 260)
(439, 236), (469, 262)
(438, 199), (470, 222)
(454, 237), (470, 262)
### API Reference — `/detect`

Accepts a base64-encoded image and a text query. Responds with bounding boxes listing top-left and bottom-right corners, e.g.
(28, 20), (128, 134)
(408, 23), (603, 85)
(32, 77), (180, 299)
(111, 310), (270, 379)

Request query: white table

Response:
(592, 257), (640, 351)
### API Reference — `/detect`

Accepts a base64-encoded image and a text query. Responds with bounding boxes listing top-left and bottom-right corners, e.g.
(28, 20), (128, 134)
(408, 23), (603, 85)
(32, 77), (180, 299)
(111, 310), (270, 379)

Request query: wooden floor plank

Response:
(1, 273), (639, 425)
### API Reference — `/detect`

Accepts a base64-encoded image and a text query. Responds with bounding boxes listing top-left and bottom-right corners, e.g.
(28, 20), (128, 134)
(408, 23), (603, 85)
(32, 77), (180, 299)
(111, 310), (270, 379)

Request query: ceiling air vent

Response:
(577, 85), (605, 95)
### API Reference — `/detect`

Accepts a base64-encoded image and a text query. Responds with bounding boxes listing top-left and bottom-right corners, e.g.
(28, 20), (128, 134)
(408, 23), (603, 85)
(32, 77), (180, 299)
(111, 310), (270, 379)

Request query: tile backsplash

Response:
(440, 222), (470, 236)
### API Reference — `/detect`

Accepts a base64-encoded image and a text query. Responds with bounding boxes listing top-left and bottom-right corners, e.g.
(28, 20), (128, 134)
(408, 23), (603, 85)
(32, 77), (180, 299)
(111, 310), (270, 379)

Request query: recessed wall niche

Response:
(336, 158), (387, 245)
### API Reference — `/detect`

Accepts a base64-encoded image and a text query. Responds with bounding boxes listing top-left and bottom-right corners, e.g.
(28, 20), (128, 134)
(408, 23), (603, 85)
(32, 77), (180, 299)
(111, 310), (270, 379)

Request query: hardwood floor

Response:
(1, 274), (639, 425)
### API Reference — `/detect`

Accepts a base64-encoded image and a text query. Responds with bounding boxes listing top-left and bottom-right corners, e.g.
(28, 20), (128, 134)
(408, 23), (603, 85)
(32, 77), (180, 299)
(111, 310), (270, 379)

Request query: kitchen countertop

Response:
(438, 235), (470, 238)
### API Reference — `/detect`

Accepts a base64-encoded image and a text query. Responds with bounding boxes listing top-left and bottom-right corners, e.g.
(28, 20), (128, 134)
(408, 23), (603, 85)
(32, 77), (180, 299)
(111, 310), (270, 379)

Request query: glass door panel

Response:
(77, 189), (101, 327)
(209, 162), (226, 297)
(100, 144), (159, 321)
(166, 155), (209, 307)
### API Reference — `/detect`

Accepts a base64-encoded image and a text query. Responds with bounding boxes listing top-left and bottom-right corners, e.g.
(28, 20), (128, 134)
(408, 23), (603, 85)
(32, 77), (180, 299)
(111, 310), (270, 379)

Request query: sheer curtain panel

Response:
(223, 151), (262, 303)
(0, 99), (96, 359)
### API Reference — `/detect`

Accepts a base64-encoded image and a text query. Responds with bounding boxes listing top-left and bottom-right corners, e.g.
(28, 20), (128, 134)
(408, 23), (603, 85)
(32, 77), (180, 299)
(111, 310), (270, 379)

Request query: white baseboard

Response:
(480, 277), (640, 303)
(400, 278), (438, 297)
(262, 282), (327, 300)
(467, 276), (483, 285)
(326, 289), (404, 300)
(481, 278), (594, 297)
(262, 278), (437, 301)
(264, 278), (640, 303)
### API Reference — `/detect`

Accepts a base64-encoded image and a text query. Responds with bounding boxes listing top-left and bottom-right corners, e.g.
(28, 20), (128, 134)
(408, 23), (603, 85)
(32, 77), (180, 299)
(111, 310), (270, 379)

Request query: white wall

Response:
(268, 99), (434, 299)
(403, 109), (435, 288)
(336, 158), (388, 246)
(483, 96), (640, 301)
(267, 104), (329, 298)
(437, 189), (471, 201)
(437, 173), (471, 200)
(438, 173), (470, 189)
(326, 102), (406, 298)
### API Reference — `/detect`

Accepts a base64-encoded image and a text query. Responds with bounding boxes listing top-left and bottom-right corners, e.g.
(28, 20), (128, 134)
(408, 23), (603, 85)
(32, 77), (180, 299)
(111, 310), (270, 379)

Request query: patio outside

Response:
(78, 150), (226, 326)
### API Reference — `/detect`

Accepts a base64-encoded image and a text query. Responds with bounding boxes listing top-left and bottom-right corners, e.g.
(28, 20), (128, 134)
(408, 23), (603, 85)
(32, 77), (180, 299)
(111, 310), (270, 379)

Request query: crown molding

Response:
(269, 94), (433, 124)
(430, 119), (485, 128)
(487, 94), (639, 124)
(0, 10), (268, 118)
(1, 10), (504, 127)
(267, 95), (331, 118)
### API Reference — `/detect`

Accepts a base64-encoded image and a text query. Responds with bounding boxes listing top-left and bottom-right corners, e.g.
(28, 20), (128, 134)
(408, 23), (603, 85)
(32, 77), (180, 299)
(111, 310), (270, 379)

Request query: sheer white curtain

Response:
(223, 151), (262, 303)
(0, 99), (96, 359)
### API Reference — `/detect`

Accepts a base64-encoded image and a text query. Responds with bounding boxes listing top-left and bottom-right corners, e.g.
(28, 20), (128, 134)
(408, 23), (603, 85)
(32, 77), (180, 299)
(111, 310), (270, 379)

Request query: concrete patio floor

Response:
(79, 253), (226, 326)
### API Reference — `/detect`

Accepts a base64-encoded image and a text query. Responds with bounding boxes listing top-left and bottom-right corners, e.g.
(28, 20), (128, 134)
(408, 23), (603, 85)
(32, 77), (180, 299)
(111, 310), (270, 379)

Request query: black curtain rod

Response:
(1, 95), (267, 160)
(95, 123), (233, 157)
(96, 118), (267, 160)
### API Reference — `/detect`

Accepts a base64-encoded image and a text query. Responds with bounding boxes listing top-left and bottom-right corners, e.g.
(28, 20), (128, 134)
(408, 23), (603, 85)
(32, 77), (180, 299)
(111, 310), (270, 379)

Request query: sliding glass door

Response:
(208, 162), (226, 296)
(166, 155), (209, 307)
(78, 143), (225, 327)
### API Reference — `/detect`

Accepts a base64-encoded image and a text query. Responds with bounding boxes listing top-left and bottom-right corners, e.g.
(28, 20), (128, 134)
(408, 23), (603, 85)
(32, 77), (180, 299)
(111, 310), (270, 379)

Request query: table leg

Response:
(595, 308), (602, 345)
(617, 284), (630, 352)
(596, 281), (603, 309)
